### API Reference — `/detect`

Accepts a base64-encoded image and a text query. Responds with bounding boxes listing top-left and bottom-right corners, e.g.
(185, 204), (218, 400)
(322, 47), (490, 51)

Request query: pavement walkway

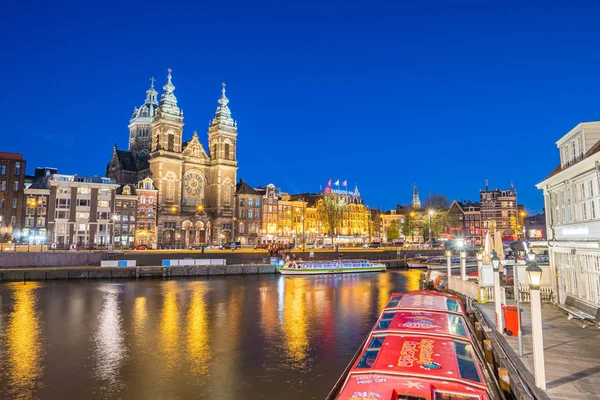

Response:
(479, 302), (600, 400)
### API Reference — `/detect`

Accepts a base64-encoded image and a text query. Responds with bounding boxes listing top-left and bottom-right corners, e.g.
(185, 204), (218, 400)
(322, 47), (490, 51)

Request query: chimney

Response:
(485, 179), (488, 190)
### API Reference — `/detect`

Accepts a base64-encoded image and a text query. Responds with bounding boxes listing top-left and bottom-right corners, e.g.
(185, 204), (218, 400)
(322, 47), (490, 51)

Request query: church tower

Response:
(207, 83), (238, 242)
(411, 184), (421, 209)
(128, 77), (158, 159)
(149, 69), (185, 211)
(151, 69), (184, 153)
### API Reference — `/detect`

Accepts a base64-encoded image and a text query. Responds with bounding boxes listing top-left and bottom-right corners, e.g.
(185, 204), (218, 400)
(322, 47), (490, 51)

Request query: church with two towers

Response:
(107, 69), (238, 247)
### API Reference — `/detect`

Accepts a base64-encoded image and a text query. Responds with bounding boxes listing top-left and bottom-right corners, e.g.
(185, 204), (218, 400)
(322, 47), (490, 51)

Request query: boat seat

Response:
(557, 295), (600, 327)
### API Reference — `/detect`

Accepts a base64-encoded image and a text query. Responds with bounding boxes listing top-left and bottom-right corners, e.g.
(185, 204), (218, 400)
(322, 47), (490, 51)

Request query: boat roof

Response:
(384, 291), (465, 314)
(372, 309), (472, 340)
(337, 334), (489, 399)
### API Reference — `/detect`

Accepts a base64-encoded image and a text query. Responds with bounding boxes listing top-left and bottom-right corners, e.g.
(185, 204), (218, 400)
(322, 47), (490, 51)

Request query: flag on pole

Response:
(334, 179), (340, 186)
(327, 178), (332, 187)
(342, 180), (347, 186)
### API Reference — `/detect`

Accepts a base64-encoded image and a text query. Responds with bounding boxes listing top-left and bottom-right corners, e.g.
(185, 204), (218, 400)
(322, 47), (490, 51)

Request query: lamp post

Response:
(527, 253), (546, 390)
(515, 248), (523, 356)
(491, 250), (504, 333)
(476, 250), (483, 284)
(446, 250), (452, 280)
(409, 211), (415, 245)
(428, 209), (434, 248)
(460, 249), (467, 281)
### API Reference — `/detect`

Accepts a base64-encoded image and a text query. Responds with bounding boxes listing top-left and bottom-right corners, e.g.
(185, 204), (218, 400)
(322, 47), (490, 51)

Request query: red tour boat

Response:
(330, 291), (494, 400)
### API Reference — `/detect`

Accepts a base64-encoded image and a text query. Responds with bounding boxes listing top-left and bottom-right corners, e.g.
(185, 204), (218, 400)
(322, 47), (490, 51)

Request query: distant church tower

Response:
(129, 77), (159, 159)
(411, 184), (421, 209)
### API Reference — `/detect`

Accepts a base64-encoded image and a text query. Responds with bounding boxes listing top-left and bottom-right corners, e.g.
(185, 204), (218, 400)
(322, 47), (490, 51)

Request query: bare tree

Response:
(423, 193), (450, 210)
(317, 194), (348, 239)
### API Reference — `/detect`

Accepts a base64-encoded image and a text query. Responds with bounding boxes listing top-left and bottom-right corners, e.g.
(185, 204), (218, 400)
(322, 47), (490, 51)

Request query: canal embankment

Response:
(0, 259), (407, 282)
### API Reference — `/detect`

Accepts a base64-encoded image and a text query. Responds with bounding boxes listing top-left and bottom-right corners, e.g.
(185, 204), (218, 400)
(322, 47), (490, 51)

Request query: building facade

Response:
(480, 185), (519, 239)
(135, 177), (158, 248)
(0, 152), (26, 242)
(234, 179), (262, 246)
(447, 200), (482, 244)
(107, 70), (238, 247)
(48, 174), (119, 249)
(114, 185), (138, 249)
(381, 210), (404, 243)
(537, 121), (600, 308)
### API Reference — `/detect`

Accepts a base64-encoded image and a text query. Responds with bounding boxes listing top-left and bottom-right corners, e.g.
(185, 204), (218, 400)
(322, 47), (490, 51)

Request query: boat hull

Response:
(427, 263), (478, 270)
(279, 266), (386, 275)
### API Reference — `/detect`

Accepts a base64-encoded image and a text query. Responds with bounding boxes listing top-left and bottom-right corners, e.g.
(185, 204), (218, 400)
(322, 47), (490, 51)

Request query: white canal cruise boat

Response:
(408, 256), (478, 270)
(279, 259), (386, 275)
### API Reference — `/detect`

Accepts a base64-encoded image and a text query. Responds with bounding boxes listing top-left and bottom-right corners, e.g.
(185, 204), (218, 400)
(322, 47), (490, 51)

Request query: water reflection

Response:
(133, 297), (147, 343)
(281, 278), (309, 369)
(93, 284), (126, 394)
(378, 272), (393, 311)
(405, 269), (423, 291)
(160, 281), (180, 371)
(187, 282), (210, 377)
(4, 282), (43, 400)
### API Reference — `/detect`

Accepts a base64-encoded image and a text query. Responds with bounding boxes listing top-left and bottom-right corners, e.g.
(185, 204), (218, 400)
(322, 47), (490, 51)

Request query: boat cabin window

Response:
(394, 394), (426, 400)
(453, 341), (473, 357)
(386, 296), (402, 308)
(456, 355), (481, 382)
(356, 349), (380, 369)
(434, 391), (480, 400)
(446, 298), (460, 312)
(447, 314), (468, 337)
(375, 312), (395, 330)
(367, 335), (386, 349)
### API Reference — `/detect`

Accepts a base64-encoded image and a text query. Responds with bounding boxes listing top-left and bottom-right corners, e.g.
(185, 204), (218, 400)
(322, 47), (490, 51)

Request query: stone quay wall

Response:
(0, 252), (104, 268)
(0, 265), (279, 282)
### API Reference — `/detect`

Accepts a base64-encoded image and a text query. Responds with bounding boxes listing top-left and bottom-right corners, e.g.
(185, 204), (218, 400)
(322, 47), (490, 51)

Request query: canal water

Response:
(0, 270), (422, 399)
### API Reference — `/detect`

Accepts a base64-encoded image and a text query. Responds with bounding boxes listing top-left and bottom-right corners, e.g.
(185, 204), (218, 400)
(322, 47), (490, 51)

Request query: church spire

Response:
(158, 68), (181, 117)
(144, 76), (158, 105)
(212, 82), (234, 127)
(411, 184), (421, 209)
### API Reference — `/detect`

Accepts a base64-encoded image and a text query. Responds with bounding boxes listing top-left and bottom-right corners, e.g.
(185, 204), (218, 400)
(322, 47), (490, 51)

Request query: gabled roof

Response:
(236, 179), (260, 196)
(116, 150), (139, 172)
(543, 138), (600, 182)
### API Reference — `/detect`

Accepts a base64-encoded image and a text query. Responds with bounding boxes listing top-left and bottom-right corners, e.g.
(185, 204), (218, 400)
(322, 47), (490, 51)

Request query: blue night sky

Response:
(2, 1), (600, 213)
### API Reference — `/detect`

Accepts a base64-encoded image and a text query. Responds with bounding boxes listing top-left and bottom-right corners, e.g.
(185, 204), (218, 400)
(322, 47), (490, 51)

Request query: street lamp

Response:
(476, 250), (483, 284)
(409, 211), (415, 245)
(460, 249), (467, 281)
(197, 204), (204, 212)
(526, 256), (546, 390)
(446, 250), (452, 280)
(428, 209), (434, 248)
(491, 250), (504, 333)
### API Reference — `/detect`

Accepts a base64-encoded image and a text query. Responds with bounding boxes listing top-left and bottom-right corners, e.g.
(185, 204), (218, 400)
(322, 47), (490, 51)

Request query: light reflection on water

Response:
(2, 282), (43, 400)
(93, 284), (126, 396)
(0, 270), (415, 399)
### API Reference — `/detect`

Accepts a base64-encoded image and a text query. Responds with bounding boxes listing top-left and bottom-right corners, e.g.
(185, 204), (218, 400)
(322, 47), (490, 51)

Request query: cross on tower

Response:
(149, 76), (155, 87)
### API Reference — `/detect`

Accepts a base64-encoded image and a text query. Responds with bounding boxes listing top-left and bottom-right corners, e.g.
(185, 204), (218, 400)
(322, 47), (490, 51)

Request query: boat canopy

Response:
(384, 291), (465, 314)
(373, 310), (470, 339)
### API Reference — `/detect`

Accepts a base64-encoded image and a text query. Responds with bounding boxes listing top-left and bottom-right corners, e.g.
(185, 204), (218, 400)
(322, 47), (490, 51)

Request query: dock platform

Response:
(479, 302), (600, 399)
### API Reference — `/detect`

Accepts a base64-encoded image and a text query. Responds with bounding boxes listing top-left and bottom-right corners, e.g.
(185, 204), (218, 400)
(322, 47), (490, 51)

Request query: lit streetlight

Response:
(491, 250), (504, 333)
(526, 251), (546, 390)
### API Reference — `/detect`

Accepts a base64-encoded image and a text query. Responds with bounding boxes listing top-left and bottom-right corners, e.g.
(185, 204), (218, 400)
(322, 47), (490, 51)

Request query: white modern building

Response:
(536, 121), (600, 308)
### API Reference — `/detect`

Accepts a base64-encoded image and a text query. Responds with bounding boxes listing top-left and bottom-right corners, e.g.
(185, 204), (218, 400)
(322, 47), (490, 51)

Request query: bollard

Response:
(483, 339), (494, 366)
(498, 367), (510, 393)
(474, 322), (483, 342)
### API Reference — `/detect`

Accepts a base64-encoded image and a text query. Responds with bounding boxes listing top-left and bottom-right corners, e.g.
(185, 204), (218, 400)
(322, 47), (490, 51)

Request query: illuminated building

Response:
(107, 70), (239, 246)
(480, 182), (520, 240)
(0, 152), (26, 242)
(380, 210), (404, 243)
(536, 121), (600, 308)
(135, 177), (158, 248)
(114, 185), (138, 249)
(234, 179), (261, 245)
(47, 174), (119, 249)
